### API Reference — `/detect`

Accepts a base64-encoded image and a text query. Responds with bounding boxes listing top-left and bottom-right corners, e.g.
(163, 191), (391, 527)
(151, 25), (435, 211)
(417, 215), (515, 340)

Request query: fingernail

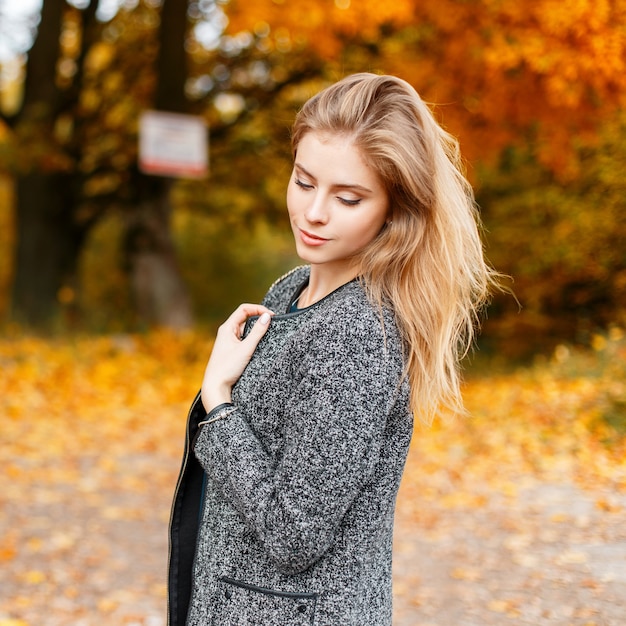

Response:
(259, 312), (271, 325)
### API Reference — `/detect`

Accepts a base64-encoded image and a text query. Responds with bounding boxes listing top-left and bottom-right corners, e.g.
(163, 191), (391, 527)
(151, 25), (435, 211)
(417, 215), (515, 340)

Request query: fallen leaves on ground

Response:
(0, 329), (625, 625)
(393, 329), (626, 625)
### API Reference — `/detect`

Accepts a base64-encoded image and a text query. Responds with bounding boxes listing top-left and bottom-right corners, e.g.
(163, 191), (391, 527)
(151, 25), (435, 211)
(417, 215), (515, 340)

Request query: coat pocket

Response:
(212, 576), (317, 626)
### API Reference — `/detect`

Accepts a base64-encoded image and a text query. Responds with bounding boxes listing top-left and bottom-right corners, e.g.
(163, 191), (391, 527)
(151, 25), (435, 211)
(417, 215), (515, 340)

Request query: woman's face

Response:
(287, 132), (389, 278)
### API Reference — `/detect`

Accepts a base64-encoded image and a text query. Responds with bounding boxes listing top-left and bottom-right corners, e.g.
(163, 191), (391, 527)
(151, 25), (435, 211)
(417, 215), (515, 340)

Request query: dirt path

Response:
(1, 448), (625, 625)
(392, 457), (626, 626)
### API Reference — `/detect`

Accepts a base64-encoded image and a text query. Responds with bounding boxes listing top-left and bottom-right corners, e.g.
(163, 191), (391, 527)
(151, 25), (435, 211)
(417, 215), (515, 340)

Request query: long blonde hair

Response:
(292, 73), (498, 422)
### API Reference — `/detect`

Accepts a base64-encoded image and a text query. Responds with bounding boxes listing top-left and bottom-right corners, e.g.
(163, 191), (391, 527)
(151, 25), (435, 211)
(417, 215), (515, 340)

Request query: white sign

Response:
(139, 110), (208, 178)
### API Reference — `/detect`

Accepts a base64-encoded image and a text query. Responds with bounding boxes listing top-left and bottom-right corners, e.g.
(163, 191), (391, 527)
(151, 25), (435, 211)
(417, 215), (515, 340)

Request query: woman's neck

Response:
(299, 264), (359, 308)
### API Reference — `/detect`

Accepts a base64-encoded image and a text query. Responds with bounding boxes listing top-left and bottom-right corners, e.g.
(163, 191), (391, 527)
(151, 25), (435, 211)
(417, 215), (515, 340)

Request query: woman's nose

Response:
(304, 193), (329, 224)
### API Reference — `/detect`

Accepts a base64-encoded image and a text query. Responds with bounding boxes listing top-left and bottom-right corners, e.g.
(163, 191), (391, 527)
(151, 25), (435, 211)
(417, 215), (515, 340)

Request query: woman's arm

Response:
(193, 315), (404, 575)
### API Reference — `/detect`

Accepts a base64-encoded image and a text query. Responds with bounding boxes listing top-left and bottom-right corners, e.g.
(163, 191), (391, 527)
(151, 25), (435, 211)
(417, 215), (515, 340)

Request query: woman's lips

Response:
(299, 228), (329, 246)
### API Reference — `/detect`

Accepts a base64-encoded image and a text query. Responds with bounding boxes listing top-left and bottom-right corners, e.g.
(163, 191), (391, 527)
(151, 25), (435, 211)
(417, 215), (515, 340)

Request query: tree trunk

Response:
(123, 0), (194, 329)
(8, 0), (84, 329)
(11, 172), (85, 328)
(123, 176), (193, 330)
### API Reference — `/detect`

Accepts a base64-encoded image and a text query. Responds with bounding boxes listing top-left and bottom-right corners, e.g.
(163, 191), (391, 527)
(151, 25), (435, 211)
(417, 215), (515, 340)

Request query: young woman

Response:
(168, 73), (497, 626)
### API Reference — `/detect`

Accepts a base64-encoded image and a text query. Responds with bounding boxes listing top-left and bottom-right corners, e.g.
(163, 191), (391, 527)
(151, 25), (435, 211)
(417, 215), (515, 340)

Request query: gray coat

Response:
(168, 266), (413, 626)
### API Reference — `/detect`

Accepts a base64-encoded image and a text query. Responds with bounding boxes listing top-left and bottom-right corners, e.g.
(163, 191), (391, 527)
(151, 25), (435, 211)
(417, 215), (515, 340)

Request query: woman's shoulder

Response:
(314, 281), (405, 362)
(262, 265), (310, 310)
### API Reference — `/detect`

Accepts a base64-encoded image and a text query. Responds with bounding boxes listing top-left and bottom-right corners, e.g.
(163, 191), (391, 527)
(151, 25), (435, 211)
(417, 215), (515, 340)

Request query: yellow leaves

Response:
(556, 550), (589, 565)
(79, 88), (101, 114)
(20, 571), (46, 586)
(85, 42), (116, 74)
(450, 566), (481, 581)
(0, 331), (206, 623)
(97, 596), (119, 614)
(440, 491), (488, 509)
(487, 598), (522, 617)
(392, 336), (625, 617)
(25, 537), (43, 553)
(596, 498), (624, 513)
(0, 330), (207, 480)
(2, 329), (625, 623)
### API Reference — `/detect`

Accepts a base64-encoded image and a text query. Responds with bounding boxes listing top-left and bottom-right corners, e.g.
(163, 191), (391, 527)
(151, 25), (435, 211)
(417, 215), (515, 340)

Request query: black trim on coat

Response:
(167, 393), (206, 626)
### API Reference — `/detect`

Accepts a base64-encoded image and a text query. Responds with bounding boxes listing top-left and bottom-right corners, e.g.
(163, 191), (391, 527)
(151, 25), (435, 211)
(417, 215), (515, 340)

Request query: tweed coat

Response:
(168, 266), (413, 626)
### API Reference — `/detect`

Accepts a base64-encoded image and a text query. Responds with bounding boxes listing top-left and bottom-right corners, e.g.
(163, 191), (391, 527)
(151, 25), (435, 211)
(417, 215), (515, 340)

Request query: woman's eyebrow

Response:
(294, 162), (373, 193)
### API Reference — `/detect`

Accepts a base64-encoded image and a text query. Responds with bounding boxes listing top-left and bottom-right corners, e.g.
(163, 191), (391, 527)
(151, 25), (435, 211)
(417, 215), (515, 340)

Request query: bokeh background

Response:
(1, 1), (625, 625)
(1, 0), (624, 351)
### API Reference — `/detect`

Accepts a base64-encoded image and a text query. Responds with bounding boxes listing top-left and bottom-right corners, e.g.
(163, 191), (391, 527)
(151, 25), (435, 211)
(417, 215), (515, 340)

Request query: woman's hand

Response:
(201, 304), (274, 412)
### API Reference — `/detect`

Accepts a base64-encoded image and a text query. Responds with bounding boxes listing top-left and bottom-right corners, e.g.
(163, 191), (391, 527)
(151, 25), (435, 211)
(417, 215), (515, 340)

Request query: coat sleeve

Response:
(192, 314), (404, 575)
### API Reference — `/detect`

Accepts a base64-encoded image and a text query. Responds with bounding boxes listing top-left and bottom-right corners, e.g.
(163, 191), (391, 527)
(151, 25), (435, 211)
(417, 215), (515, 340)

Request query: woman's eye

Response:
(338, 197), (361, 206)
(295, 178), (313, 190)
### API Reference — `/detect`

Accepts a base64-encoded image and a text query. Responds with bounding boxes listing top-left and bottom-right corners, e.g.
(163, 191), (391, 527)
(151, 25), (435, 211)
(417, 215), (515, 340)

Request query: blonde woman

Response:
(168, 73), (497, 625)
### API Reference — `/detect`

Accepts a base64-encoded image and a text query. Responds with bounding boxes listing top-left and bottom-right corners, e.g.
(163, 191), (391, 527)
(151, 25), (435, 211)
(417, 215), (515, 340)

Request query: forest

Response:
(0, 0), (623, 352)
(0, 1), (625, 624)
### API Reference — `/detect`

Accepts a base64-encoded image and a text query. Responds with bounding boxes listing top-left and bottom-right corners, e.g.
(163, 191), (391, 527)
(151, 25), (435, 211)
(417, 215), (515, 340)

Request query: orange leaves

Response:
(0, 330), (212, 625)
(498, 0), (626, 109)
(392, 333), (625, 624)
(224, 0), (415, 56)
(2, 329), (625, 623)
(223, 0), (626, 175)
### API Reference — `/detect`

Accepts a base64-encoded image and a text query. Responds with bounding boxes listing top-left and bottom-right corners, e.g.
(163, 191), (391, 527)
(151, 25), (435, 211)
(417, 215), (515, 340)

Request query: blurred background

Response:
(1, 1), (625, 625)
(0, 0), (623, 356)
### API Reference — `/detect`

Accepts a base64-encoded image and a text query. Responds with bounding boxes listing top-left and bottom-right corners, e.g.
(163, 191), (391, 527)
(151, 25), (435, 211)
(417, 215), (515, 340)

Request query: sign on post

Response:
(139, 110), (208, 179)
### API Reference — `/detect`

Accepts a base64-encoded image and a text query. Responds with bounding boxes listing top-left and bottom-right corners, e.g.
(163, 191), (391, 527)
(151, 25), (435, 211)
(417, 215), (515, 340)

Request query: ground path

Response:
(2, 444), (624, 625)
(393, 457), (626, 626)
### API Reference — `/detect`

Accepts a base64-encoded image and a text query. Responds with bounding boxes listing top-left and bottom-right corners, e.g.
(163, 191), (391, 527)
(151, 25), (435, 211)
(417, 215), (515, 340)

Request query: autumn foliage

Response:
(0, 0), (625, 345)
(224, 0), (626, 171)
(1, 329), (625, 624)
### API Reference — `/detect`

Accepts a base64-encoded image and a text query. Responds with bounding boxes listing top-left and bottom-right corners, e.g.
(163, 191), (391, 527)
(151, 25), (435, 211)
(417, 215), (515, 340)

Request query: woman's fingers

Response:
(242, 311), (272, 346)
(221, 303), (274, 340)
(227, 303), (273, 324)
(201, 304), (274, 412)
(234, 308), (273, 359)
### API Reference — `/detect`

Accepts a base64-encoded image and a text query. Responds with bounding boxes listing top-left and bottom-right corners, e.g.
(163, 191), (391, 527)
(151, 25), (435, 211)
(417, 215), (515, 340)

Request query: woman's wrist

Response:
(198, 402), (236, 427)
(201, 385), (232, 413)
